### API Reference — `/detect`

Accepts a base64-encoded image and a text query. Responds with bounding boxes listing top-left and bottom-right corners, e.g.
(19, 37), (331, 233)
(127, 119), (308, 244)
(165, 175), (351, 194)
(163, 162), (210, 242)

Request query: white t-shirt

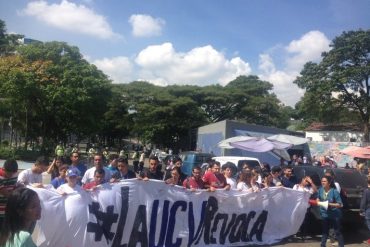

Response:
(334, 182), (341, 193)
(237, 181), (252, 191)
(17, 169), (42, 185)
(226, 177), (236, 189)
(81, 167), (111, 184)
(292, 184), (314, 194)
(57, 183), (82, 195)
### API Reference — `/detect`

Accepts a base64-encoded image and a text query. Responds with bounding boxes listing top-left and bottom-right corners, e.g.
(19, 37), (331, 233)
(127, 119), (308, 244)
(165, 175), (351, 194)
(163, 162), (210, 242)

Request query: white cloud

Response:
(285, 31), (330, 71)
(129, 14), (165, 37)
(93, 57), (134, 83)
(91, 43), (251, 87)
(259, 30), (331, 106)
(135, 43), (251, 85)
(20, 0), (121, 39)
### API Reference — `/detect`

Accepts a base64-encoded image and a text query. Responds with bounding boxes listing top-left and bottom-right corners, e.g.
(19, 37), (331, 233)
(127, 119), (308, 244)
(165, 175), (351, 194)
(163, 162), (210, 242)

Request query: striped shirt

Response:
(0, 174), (18, 218)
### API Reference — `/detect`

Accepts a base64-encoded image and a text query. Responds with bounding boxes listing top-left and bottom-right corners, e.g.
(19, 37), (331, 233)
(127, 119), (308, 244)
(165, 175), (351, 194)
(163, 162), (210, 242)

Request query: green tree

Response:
(102, 87), (131, 146)
(0, 41), (112, 150)
(294, 30), (370, 140)
(116, 81), (207, 150)
(0, 19), (23, 56)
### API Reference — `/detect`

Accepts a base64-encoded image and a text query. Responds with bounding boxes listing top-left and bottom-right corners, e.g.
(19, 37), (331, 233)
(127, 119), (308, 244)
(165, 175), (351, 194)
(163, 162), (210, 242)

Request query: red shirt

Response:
(202, 171), (228, 188)
(83, 181), (100, 190)
(183, 176), (205, 189)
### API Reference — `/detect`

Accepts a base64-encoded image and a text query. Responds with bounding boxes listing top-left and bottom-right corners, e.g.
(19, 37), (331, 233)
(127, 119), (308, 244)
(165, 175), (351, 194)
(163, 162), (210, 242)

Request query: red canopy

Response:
(340, 146), (370, 159)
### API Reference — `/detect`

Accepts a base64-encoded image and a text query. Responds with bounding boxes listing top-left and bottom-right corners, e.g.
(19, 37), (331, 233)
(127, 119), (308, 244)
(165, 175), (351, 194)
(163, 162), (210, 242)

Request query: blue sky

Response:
(0, 0), (369, 106)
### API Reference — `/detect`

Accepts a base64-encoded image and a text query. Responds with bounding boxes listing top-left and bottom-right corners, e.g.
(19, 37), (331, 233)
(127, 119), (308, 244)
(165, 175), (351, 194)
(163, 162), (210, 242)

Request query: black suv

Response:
(292, 165), (367, 225)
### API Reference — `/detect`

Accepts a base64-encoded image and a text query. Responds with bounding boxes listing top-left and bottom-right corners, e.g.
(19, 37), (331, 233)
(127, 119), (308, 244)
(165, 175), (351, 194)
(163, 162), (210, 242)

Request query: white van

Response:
(212, 156), (262, 172)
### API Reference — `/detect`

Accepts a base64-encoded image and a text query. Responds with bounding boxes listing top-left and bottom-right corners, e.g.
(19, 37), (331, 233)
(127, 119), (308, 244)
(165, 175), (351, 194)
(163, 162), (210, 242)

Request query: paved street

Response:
(272, 228), (369, 247)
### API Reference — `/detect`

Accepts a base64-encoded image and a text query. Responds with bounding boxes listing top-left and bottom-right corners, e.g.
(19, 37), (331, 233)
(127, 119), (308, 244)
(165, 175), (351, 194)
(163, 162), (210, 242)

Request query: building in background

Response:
(197, 120), (309, 166)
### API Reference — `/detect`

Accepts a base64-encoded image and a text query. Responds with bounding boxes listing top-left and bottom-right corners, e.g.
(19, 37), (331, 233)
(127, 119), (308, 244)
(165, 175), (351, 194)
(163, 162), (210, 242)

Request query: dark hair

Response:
(262, 163), (271, 172)
(117, 157), (128, 164)
(271, 166), (282, 174)
(238, 170), (252, 184)
(322, 175), (333, 184)
(283, 165), (293, 171)
(205, 157), (214, 164)
(210, 161), (221, 168)
(172, 156), (182, 163)
(35, 156), (49, 166)
(0, 188), (39, 245)
(58, 164), (69, 172)
(3, 159), (18, 173)
(262, 171), (271, 180)
(192, 166), (201, 172)
(149, 155), (159, 162)
(70, 151), (79, 157)
(94, 168), (105, 176)
(171, 166), (181, 174)
(324, 169), (334, 177)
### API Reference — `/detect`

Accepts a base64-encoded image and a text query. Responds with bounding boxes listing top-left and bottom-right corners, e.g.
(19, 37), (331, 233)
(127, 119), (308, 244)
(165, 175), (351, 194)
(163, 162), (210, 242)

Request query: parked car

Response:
(292, 165), (367, 226)
(179, 152), (214, 176)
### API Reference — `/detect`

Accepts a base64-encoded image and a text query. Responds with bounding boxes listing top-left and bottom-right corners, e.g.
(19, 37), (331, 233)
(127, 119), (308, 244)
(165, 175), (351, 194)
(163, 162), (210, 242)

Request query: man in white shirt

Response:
(81, 154), (111, 184)
(17, 156), (49, 187)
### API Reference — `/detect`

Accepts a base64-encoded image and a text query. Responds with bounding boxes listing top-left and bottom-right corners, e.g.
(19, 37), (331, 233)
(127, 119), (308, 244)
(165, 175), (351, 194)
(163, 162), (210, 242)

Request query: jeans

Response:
(365, 208), (370, 231)
(321, 217), (344, 247)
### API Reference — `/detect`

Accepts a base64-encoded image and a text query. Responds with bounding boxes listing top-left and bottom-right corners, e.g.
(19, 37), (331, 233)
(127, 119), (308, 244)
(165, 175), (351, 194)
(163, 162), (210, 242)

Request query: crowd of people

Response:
(0, 150), (368, 247)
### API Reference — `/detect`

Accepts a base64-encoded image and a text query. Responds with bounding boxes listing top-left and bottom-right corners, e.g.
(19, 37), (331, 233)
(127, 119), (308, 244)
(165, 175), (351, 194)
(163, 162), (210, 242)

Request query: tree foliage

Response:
(0, 41), (111, 150)
(294, 30), (370, 140)
(0, 19), (23, 56)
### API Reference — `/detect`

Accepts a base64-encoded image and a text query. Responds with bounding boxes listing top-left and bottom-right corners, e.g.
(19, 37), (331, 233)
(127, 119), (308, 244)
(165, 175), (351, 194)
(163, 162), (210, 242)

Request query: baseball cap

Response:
(66, 169), (78, 177)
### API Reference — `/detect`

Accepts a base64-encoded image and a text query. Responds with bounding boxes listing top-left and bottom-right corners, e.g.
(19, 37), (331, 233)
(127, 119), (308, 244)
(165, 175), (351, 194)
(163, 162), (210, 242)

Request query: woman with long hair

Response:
(236, 170), (253, 192)
(318, 175), (344, 247)
(0, 187), (41, 247)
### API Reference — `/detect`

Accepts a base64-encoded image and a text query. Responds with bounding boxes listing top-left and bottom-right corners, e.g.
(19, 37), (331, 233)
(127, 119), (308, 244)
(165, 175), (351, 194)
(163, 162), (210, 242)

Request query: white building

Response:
(305, 122), (363, 142)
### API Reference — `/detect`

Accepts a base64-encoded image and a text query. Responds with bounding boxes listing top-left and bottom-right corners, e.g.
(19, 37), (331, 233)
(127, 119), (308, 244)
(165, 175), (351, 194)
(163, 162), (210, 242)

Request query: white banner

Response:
(31, 180), (310, 247)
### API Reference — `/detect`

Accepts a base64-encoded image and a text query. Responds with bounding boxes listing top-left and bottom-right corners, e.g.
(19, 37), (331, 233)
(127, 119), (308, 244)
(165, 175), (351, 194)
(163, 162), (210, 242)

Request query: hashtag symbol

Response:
(87, 202), (118, 243)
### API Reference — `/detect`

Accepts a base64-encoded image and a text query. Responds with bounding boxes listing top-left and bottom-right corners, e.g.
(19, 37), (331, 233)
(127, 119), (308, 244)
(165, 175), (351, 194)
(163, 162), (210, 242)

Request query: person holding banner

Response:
(17, 156), (49, 187)
(203, 161), (230, 192)
(165, 167), (182, 186)
(81, 154), (111, 185)
(57, 169), (83, 195)
(110, 158), (136, 182)
(236, 170), (253, 192)
(317, 175), (344, 247)
(139, 155), (163, 180)
(83, 168), (106, 191)
(0, 187), (41, 247)
(183, 166), (205, 191)
(260, 171), (275, 189)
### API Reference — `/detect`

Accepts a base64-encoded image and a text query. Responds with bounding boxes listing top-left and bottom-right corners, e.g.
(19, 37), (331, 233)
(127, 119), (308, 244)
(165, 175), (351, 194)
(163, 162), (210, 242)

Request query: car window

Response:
(195, 156), (204, 163)
(333, 169), (367, 188)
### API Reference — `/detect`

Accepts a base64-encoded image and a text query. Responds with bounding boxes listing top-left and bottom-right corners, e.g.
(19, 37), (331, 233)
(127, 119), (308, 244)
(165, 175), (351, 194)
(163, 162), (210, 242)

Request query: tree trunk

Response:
(364, 120), (370, 142)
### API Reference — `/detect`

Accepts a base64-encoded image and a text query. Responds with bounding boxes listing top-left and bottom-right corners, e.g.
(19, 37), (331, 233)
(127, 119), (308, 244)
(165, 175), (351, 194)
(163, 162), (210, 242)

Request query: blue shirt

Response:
(318, 187), (342, 219)
(51, 177), (66, 189)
